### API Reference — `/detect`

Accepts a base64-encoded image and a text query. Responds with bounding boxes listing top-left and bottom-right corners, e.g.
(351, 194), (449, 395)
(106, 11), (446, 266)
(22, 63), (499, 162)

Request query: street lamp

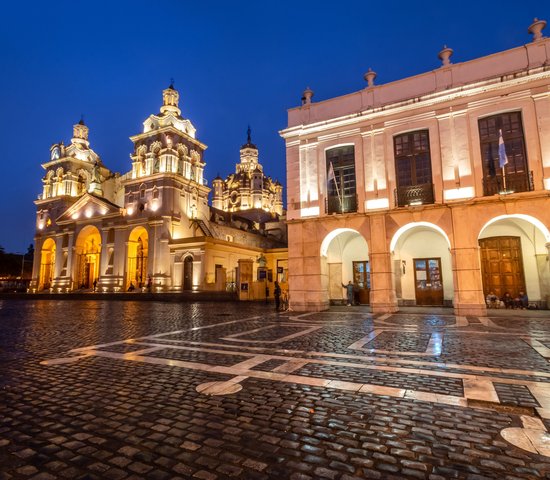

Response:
(15, 252), (26, 279)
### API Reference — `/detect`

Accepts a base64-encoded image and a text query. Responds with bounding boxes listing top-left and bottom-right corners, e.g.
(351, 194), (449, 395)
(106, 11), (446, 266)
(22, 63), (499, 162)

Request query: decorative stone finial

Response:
(528, 18), (546, 42)
(438, 45), (454, 67)
(364, 68), (377, 87)
(302, 87), (314, 105)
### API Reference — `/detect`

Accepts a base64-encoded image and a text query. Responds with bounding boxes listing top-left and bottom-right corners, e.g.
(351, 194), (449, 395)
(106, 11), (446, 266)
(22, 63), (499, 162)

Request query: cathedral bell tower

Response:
(126, 84), (210, 221)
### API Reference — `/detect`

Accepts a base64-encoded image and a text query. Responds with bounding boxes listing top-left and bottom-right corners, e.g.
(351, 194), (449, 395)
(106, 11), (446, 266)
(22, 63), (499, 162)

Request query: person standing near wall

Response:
(274, 281), (281, 311)
(342, 281), (354, 306)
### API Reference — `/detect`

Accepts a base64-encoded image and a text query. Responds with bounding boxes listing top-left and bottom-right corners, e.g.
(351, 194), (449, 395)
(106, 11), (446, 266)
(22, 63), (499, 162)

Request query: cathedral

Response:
(212, 127), (283, 221)
(31, 85), (287, 294)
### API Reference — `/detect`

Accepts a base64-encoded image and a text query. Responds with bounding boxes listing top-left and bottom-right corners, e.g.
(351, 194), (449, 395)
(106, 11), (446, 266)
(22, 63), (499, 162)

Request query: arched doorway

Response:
(127, 227), (148, 290)
(75, 226), (101, 289)
(183, 256), (193, 291)
(39, 238), (56, 290)
(320, 228), (370, 304)
(390, 222), (453, 306)
(478, 215), (550, 305)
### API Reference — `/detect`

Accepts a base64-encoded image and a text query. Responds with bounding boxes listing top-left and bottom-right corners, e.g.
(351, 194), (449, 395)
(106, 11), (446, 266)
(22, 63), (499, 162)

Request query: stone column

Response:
(30, 236), (43, 291)
(287, 221), (327, 312)
(451, 245), (487, 316)
(451, 206), (487, 316)
(369, 215), (398, 313)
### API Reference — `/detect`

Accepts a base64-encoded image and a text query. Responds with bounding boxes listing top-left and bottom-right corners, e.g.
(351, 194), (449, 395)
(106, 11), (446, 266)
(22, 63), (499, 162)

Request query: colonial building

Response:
(212, 127), (284, 221)
(280, 19), (550, 315)
(32, 85), (287, 295)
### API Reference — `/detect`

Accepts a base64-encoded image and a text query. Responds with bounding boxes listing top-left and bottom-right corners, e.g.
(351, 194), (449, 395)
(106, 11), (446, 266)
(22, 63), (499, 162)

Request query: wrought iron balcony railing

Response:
(326, 194), (358, 214)
(394, 183), (434, 207)
(482, 171), (533, 196)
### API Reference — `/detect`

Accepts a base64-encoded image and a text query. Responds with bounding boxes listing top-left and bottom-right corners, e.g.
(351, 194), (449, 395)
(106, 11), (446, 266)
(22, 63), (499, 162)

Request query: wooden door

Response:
(479, 236), (525, 298)
(414, 258), (444, 305)
(353, 261), (370, 305)
(183, 256), (193, 291)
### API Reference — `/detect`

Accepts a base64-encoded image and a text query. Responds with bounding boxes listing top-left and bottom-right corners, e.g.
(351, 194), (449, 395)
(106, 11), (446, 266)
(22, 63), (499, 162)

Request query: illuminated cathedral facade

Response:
(31, 85), (287, 293)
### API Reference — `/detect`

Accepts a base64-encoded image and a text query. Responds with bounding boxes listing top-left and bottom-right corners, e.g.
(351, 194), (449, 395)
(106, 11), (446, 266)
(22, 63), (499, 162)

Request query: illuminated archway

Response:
(127, 226), (149, 289)
(478, 214), (549, 302)
(390, 222), (453, 306)
(39, 238), (56, 290)
(320, 228), (370, 305)
(75, 226), (101, 289)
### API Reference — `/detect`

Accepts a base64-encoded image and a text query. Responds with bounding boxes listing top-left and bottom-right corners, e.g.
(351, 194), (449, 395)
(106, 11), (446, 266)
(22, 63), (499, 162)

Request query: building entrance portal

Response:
(390, 223), (453, 307)
(413, 258), (444, 306)
(478, 215), (549, 306)
(321, 228), (369, 305)
(127, 227), (149, 290)
(39, 238), (56, 290)
(479, 236), (526, 299)
(74, 226), (101, 290)
(183, 256), (193, 291)
(353, 261), (370, 305)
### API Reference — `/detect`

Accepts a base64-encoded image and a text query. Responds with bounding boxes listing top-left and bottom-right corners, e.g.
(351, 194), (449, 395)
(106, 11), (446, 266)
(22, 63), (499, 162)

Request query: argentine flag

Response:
(498, 129), (509, 168)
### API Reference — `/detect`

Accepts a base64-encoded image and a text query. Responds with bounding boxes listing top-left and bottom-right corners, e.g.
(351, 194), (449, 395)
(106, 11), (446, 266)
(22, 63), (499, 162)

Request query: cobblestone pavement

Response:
(2, 300), (550, 479)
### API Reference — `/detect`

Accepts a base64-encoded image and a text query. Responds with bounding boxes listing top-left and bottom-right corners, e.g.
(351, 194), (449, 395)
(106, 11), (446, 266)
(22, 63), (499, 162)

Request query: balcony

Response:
(395, 183), (434, 207)
(482, 171), (533, 196)
(326, 194), (357, 214)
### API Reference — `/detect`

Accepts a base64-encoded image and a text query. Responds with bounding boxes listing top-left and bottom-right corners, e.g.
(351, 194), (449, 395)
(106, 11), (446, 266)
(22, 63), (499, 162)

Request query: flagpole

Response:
(498, 129), (508, 193)
(327, 161), (343, 213)
(334, 178), (343, 213)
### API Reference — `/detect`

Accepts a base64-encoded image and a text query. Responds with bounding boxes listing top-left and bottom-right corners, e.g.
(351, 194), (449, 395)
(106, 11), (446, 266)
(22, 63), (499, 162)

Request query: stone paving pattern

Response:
(1, 300), (550, 479)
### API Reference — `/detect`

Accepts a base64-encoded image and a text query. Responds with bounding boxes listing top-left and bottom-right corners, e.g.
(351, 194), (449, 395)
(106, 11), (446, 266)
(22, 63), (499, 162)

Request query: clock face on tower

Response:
(51, 146), (60, 161)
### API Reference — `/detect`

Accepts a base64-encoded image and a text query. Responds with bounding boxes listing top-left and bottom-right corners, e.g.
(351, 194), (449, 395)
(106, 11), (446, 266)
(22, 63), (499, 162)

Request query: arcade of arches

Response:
(293, 213), (550, 314)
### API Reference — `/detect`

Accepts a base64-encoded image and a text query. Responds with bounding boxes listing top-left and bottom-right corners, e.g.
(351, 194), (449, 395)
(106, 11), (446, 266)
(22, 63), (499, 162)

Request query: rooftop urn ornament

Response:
(528, 18), (547, 42)
(364, 68), (377, 87)
(438, 45), (453, 66)
(302, 87), (314, 105)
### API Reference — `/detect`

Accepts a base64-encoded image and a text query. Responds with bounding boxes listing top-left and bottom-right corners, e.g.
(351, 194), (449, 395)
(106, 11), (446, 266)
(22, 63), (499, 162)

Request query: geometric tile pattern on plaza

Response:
(2, 300), (550, 478)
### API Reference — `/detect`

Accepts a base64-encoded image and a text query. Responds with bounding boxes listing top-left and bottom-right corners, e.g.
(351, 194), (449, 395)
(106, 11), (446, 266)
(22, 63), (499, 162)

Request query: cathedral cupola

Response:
(160, 83), (181, 116)
(72, 118), (90, 148)
(238, 126), (260, 174)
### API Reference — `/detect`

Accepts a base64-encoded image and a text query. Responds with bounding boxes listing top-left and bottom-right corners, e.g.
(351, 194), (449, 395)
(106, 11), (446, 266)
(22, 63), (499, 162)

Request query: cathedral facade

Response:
(31, 86), (287, 294)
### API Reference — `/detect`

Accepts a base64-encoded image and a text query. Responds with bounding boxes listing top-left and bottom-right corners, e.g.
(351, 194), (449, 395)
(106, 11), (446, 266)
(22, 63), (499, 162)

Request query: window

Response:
(326, 145), (357, 214)
(478, 112), (530, 195)
(393, 130), (434, 206)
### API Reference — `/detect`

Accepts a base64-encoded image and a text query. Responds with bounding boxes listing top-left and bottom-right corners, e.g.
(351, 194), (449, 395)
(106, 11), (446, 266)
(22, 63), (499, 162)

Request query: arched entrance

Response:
(479, 215), (550, 305)
(320, 228), (370, 304)
(183, 256), (193, 291)
(390, 222), (453, 306)
(127, 227), (148, 290)
(75, 226), (101, 289)
(39, 238), (56, 290)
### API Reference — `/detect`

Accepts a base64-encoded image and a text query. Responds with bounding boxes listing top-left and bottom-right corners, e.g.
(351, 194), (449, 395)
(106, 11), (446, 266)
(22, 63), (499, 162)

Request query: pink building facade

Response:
(280, 20), (550, 315)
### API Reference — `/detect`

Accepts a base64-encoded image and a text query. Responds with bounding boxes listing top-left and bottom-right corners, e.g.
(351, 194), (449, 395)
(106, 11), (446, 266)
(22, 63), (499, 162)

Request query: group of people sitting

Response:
(486, 291), (529, 309)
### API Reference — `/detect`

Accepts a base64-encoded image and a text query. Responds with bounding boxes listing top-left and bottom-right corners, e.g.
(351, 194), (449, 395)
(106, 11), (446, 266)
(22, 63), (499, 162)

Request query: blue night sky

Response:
(0, 0), (545, 252)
